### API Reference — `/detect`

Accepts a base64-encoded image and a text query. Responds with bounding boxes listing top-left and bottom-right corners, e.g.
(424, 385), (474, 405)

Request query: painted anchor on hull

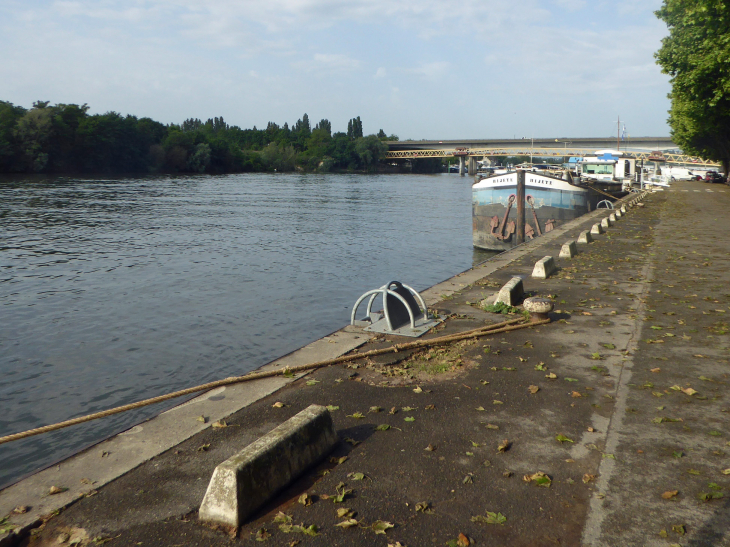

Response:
(489, 194), (555, 241)
(489, 194), (517, 240)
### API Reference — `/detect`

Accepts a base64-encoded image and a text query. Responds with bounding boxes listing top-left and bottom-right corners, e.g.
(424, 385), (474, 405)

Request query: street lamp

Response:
(555, 139), (572, 165)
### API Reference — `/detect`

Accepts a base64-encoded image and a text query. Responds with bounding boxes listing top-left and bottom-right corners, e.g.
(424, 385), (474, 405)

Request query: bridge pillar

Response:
(459, 156), (465, 176)
(468, 156), (476, 176)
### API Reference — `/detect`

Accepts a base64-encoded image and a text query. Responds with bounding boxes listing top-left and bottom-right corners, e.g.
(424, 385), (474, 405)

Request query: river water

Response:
(0, 172), (492, 488)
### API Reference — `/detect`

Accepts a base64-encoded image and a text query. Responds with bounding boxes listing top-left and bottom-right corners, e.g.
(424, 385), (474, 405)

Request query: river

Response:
(0, 172), (493, 488)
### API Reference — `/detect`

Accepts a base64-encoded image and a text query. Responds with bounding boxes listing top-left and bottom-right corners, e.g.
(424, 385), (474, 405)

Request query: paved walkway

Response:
(3, 181), (730, 547)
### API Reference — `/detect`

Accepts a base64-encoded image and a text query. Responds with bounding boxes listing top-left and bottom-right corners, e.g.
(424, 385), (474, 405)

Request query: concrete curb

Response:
(600, 217), (611, 229)
(559, 241), (577, 258)
(494, 277), (524, 306)
(531, 256), (557, 279)
(199, 404), (337, 528)
(591, 223), (604, 235)
(577, 230), (593, 244)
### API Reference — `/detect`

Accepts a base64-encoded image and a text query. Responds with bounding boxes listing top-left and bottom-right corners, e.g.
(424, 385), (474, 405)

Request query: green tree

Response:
(0, 101), (26, 171)
(655, 0), (730, 173)
(354, 134), (387, 171)
(315, 119), (331, 135)
(14, 102), (54, 172)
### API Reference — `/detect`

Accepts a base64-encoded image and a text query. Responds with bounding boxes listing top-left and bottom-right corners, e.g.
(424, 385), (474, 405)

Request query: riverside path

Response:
(2, 180), (730, 547)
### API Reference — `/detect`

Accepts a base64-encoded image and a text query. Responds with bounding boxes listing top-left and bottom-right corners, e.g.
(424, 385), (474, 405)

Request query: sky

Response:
(0, 0), (672, 140)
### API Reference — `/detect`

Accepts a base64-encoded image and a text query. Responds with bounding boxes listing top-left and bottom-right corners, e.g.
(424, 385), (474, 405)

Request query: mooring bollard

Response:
(522, 297), (554, 322)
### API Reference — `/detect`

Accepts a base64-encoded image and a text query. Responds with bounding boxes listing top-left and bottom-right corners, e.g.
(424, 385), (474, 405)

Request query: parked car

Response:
(704, 171), (726, 183)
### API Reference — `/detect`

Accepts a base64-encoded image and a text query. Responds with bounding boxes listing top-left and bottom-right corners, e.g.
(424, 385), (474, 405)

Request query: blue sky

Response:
(0, 0), (671, 139)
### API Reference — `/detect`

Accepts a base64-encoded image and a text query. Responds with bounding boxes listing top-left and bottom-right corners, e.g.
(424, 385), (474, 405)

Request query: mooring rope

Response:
(0, 316), (549, 445)
(584, 184), (619, 201)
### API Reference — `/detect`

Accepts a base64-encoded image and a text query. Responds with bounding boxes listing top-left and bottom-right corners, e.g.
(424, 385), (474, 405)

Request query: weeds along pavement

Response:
(11, 181), (730, 547)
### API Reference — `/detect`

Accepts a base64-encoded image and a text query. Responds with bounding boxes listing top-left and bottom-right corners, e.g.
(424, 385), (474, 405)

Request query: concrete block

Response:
(591, 223), (604, 235)
(199, 405), (337, 527)
(495, 276), (524, 307)
(532, 256), (557, 279)
(609, 213), (617, 222)
(615, 209), (623, 218)
(559, 241), (577, 258)
(577, 230), (593, 244)
(620, 205), (627, 214)
(600, 217), (611, 229)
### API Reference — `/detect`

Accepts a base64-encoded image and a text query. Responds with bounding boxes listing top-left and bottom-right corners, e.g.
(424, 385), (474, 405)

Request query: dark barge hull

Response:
(472, 172), (622, 251)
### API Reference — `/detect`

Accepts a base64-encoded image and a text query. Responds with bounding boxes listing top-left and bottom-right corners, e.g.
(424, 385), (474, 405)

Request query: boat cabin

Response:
(579, 151), (635, 181)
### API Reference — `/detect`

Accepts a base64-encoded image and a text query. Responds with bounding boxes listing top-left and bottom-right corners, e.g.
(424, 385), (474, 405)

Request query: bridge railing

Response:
(384, 148), (719, 167)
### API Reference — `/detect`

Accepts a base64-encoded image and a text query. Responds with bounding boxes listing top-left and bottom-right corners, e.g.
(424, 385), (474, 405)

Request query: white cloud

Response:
(292, 53), (361, 72)
(407, 61), (450, 80)
(374, 67), (387, 79)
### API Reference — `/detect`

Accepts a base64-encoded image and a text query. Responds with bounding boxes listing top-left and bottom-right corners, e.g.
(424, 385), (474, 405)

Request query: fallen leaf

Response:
(347, 472), (366, 481)
(475, 406), (486, 411)
(662, 490), (679, 500)
(347, 412), (365, 419)
(582, 474), (595, 484)
(336, 508), (355, 518)
(389, 407), (397, 415)
(493, 400), (504, 405)
(344, 437), (360, 446)
(587, 427), (595, 432)
(298, 493), (312, 506)
(306, 379), (320, 386)
(255, 527), (271, 541)
(556, 434), (574, 443)
(372, 520), (394, 535)
(11, 506), (29, 514)
(49, 486), (68, 495)
(273, 512), (292, 524)
(571, 391), (582, 398)
(334, 519), (359, 529)
(528, 385), (540, 394)
(424, 444), (436, 451)
(523, 472), (551, 487)
(413, 386), (423, 393)
(272, 402), (285, 408)
(375, 424), (391, 431)
(672, 524), (686, 536)
(546, 373), (558, 379)
(212, 420), (228, 428)
(369, 406), (382, 413)
(497, 439), (511, 453)
(650, 368), (661, 373)
(681, 387), (698, 396)
(457, 533), (470, 546)
(197, 415), (207, 423)
(330, 456), (349, 465)
(404, 416), (415, 422)
(415, 501), (432, 513)
(565, 377), (579, 382)
(197, 443), (210, 452)
(471, 511), (507, 525)
(485, 423), (499, 430)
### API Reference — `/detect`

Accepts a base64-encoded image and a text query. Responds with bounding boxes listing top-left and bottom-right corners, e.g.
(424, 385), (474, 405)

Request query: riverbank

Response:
(3, 181), (730, 546)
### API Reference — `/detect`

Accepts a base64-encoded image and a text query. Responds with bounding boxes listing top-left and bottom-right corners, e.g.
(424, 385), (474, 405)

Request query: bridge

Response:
(384, 137), (720, 172)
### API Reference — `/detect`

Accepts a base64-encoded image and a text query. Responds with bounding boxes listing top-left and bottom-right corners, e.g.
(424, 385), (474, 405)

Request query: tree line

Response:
(0, 101), (405, 175)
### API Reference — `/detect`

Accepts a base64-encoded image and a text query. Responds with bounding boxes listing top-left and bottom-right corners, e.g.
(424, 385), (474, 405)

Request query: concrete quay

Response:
(3, 181), (730, 546)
